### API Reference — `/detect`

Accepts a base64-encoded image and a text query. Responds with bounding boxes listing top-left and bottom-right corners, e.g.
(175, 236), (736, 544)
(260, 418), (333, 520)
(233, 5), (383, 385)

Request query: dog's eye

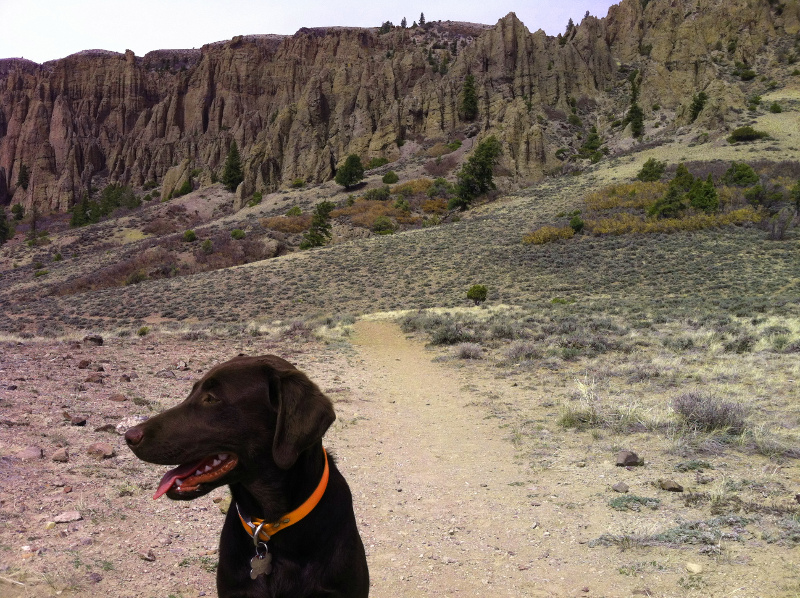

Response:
(202, 394), (221, 405)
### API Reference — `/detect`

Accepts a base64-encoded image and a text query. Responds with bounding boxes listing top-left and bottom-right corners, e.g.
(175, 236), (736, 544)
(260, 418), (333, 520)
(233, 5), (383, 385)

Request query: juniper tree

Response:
(334, 155), (364, 189)
(0, 207), (9, 245)
(449, 135), (502, 211)
(300, 201), (335, 249)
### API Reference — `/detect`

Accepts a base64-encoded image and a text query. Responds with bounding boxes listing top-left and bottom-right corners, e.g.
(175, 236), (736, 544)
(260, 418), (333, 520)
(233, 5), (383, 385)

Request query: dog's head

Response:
(125, 355), (335, 500)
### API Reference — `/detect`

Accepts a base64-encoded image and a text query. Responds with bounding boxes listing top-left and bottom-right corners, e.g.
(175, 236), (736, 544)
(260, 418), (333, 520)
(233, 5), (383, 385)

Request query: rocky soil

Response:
(2, 319), (800, 597)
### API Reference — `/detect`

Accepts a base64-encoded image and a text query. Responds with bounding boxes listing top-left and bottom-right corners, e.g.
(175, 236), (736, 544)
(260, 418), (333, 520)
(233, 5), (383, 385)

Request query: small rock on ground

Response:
(53, 511), (82, 523)
(16, 446), (43, 460)
(616, 450), (642, 466)
(87, 442), (115, 459)
(659, 479), (684, 492)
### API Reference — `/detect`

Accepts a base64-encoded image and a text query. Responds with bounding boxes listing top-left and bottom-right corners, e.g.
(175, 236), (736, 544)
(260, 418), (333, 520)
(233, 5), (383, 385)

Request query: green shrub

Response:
(608, 495), (661, 512)
(769, 102), (782, 113)
(231, 229), (246, 240)
(291, 178), (305, 188)
(722, 162), (759, 186)
(247, 192), (263, 207)
(647, 186), (685, 219)
(173, 178), (193, 198)
(363, 186), (391, 201)
(367, 157), (389, 169)
(183, 229), (197, 242)
(53, 252), (62, 262)
(637, 158), (666, 182)
(125, 271), (147, 285)
(11, 204), (24, 221)
(727, 126), (769, 143)
(286, 205), (302, 217)
(372, 215), (395, 234)
(143, 180), (158, 190)
(201, 239), (213, 254)
(382, 171), (399, 184)
(467, 284), (488, 305)
(428, 178), (454, 199)
(687, 176), (719, 213)
(447, 140), (462, 151)
(393, 198), (410, 212)
(568, 113), (583, 127)
(137, 326), (151, 337)
(569, 215), (585, 233)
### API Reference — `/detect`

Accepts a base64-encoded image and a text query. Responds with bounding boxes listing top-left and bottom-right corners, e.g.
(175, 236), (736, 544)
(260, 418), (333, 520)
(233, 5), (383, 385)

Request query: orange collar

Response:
(237, 447), (329, 542)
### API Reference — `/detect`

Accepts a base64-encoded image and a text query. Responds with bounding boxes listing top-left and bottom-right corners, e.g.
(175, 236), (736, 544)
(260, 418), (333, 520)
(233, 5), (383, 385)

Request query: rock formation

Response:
(0, 0), (797, 213)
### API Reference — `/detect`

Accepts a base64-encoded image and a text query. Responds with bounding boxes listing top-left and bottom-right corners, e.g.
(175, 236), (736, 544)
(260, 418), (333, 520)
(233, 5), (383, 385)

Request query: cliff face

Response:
(0, 0), (797, 213)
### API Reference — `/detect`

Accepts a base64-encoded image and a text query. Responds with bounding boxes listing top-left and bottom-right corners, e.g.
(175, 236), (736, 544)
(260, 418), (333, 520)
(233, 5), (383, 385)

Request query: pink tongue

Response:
(153, 459), (206, 499)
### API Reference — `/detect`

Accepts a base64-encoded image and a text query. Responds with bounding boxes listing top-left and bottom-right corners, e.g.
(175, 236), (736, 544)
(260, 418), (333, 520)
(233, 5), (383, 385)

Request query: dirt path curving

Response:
(329, 320), (551, 597)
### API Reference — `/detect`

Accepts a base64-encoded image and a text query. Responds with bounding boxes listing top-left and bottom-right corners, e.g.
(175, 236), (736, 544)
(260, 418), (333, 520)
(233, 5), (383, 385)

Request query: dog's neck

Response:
(231, 443), (327, 524)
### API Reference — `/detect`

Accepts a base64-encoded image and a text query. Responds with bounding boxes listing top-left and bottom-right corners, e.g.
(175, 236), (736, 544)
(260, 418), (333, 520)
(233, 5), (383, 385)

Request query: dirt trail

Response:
(332, 320), (551, 597)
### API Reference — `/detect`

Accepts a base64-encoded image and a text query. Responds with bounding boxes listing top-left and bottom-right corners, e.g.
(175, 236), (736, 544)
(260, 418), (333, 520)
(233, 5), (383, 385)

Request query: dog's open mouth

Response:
(153, 453), (238, 499)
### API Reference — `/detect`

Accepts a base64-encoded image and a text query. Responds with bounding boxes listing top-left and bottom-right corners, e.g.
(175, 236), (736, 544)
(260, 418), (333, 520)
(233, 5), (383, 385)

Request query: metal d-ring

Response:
(253, 521), (270, 547)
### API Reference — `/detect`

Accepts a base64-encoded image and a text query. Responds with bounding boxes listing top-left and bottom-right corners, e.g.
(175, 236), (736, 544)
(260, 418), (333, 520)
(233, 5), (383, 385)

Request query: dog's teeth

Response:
(219, 453), (228, 460)
(175, 480), (182, 487)
(195, 470), (202, 476)
(212, 459), (221, 466)
(204, 465), (212, 472)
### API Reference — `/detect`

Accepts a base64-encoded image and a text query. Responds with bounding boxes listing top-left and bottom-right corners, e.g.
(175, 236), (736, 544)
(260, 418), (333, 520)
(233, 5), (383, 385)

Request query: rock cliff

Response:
(0, 0), (797, 213)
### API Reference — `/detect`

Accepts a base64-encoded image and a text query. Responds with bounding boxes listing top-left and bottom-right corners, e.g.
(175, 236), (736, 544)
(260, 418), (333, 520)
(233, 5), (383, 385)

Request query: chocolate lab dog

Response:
(125, 355), (369, 597)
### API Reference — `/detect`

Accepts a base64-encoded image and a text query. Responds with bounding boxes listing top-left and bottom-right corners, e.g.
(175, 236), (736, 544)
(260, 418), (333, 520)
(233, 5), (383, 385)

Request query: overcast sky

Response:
(1, 0), (620, 64)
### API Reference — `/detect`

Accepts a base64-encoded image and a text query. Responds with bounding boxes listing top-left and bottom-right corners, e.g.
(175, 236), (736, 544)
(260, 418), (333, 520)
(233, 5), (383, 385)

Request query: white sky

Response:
(0, 0), (620, 64)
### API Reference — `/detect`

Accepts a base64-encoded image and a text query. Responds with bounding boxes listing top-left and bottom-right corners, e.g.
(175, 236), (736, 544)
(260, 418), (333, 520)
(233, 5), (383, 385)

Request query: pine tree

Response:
(461, 74), (478, 121)
(222, 141), (244, 192)
(671, 163), (694, 191)
(16, 164), (29, 190)
(419, 12), (426, 26)
(401, 17), (407, 28)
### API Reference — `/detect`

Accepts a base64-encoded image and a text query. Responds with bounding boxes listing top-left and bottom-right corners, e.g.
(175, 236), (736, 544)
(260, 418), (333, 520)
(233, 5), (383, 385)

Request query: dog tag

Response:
(250, 553), (272, 578)
(250, 542), (272, 579)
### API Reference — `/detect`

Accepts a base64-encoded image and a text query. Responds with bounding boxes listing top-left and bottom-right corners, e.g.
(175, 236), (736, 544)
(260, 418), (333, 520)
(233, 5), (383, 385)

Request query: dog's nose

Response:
(125, 426), (143, 446)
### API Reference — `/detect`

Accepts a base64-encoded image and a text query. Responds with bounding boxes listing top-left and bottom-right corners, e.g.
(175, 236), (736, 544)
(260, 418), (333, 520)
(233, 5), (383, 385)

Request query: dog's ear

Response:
(270, 369), (335, 470)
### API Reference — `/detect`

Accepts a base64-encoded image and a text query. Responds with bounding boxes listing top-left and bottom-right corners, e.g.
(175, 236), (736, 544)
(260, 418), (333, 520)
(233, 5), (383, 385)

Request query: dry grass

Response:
(261, 214), (312, 233)
(522, 225), (574, 244)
